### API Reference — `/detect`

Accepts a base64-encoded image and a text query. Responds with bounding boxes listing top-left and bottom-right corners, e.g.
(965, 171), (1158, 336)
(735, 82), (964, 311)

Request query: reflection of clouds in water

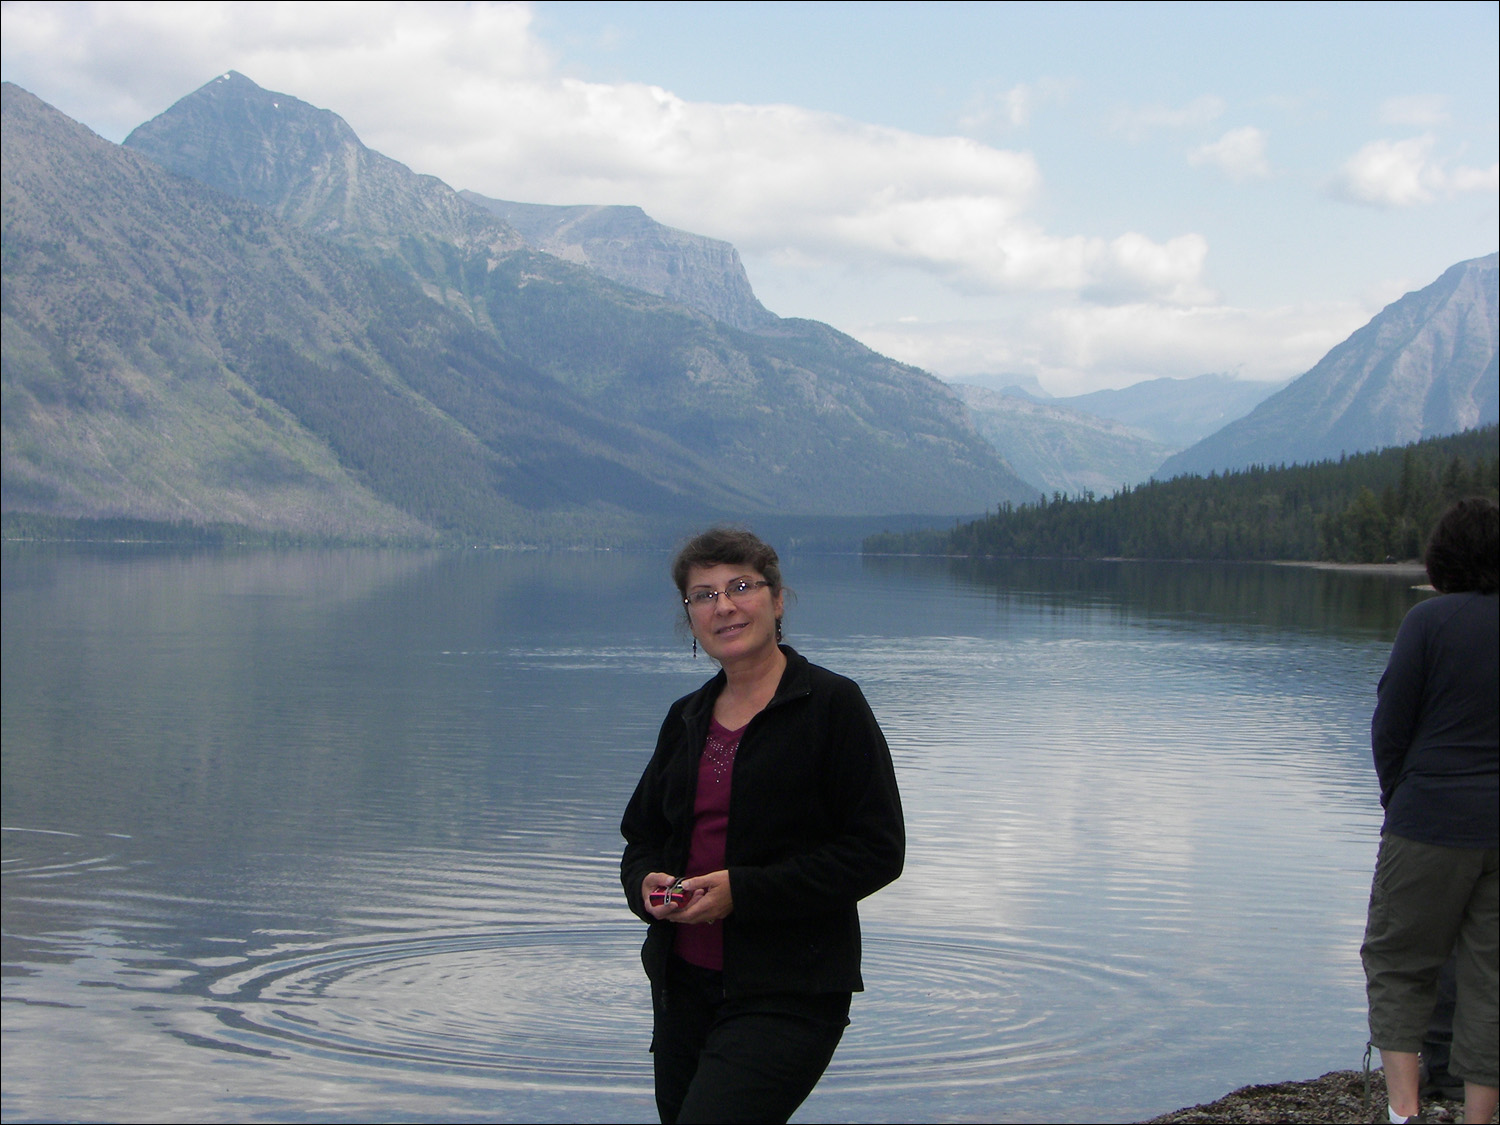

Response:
(3, 551), (1406, 1123)
(441, 644), (697, 678)
(822, 623), (1383, 963)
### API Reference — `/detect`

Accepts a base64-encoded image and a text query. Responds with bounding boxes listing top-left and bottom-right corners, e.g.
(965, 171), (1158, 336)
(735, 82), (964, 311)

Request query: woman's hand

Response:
(671, 870), (733, 925)
(641, 872), (688, 920)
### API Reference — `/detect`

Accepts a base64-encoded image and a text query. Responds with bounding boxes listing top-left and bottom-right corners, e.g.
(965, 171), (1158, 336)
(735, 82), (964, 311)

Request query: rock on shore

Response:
(1144, 1069), (1491, 1124)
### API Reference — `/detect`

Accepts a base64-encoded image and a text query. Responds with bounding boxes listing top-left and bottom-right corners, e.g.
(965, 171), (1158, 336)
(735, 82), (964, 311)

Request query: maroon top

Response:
(673, 717), (745, 970)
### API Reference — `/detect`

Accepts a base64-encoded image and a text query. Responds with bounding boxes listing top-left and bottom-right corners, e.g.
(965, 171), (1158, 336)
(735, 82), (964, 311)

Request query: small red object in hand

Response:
(649, 881), (689, 908)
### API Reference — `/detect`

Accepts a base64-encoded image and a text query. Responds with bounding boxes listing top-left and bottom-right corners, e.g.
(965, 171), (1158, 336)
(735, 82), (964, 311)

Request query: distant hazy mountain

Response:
(4, 79), (1035, 543)
(461, 194), (778, 332)
(1059, 373), (1285, 449)
(1158, 254), (1499, 479)
(948, 370), (1282, 457)
(948, 372), (1053, 400)
(955, 386), (1173, 495)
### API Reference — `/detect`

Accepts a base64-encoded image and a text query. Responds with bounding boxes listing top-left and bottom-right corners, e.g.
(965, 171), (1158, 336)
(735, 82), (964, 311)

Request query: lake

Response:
(1, 544), (1426, 1123)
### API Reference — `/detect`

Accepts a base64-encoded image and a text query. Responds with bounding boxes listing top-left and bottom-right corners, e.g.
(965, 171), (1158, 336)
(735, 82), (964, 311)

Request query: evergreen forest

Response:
(863, 425), (1500, 563)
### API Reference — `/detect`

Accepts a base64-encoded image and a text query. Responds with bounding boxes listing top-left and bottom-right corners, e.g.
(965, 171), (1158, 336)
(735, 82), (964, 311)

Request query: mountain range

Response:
(3, 71), (1495, 543)
(954, 258), (1495, 492)
(951, 371), (1286, 450)
(3, 74), (1036, 545)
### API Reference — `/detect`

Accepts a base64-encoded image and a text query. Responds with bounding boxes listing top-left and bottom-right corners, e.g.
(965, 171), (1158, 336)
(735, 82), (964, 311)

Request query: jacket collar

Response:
(682, 644), (811, 728)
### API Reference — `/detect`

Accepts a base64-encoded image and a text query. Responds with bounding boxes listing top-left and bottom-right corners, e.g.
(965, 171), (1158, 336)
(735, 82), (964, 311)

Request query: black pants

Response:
(652, 957), (851, 1124)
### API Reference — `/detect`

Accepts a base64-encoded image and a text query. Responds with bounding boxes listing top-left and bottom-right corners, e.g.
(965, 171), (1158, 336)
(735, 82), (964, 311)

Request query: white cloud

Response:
(0, 0), (1211, 306)
(818, 201), (1210, 303)
(1, 1), (554, 140)
(1110, 95), (1225, 141)
(1187, 126), (1271, 181)
(1079, 232), (1214, 306)
(1330, 136), (1441, 205)
(859, 297), (1371, 396)
(958, 78), (1072, 132)
(1450, 162), (1500, 193)
(1378, 94), (1449, 127)
(1329, 135), (1499, 207)
(1001, 84), (1034, 128)
(1033, 302), (1355, 387)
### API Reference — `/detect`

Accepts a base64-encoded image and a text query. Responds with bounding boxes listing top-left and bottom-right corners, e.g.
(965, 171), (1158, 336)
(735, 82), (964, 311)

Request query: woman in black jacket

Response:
(621, 527), (905, 1124)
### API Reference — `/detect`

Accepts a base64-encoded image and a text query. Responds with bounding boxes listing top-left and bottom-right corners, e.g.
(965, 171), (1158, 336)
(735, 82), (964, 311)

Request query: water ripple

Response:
(0, 826), (136, 881)
(834, 930), (1164, 1091)
(195, 924), (651, 1085)
(169, 922), (1166, 1100)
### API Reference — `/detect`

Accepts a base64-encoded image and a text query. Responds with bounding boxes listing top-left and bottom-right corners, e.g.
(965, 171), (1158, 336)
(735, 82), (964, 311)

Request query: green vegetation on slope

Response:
(864, 425), (1499, 563)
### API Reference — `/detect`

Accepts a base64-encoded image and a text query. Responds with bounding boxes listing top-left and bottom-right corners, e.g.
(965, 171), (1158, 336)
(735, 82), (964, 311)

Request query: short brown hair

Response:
(1425, 497), (1499, 595)
(670, 526), (784, 597)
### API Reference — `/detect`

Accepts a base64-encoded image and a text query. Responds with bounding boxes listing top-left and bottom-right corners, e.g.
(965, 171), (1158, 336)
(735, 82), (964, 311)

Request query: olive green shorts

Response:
(1361, 832), (1499, 1088)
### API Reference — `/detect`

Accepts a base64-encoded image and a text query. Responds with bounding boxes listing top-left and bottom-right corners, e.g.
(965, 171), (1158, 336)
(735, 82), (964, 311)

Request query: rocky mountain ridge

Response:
(127, 72), (776, 335)
(1158, 254), (1498, 479)
(461, 194), (778, 332)
(126, 72), (524, 262)
(3, 78), (1036, 544)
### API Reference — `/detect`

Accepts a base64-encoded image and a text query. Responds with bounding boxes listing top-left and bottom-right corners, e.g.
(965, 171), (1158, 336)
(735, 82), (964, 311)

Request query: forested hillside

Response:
(864, 425), (1499, 563)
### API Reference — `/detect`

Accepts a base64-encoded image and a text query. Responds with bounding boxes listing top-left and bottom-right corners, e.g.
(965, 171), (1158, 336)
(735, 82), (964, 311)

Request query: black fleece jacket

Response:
(620, 645), (905, 998)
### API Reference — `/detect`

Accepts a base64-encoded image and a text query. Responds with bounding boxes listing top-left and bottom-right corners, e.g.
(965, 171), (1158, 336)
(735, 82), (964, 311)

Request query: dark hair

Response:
(671, 526), (784, 597)
(1424, 497), (1499, 595)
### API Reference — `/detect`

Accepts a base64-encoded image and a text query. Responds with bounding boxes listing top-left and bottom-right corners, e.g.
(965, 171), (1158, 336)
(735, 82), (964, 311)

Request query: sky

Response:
(2, 1), (1496, 396)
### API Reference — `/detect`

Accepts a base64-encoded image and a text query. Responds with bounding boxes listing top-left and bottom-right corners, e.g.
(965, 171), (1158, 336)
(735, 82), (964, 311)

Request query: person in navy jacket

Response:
(1362, 497), (1498, 1125)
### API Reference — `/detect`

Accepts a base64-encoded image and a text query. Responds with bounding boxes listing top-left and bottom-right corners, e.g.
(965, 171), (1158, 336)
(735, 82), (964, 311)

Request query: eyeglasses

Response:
(683, 579), (771, 610)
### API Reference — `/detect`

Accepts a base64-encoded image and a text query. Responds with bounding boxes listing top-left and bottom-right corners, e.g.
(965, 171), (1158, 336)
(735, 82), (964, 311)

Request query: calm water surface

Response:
(1, 546), (1426, 1122)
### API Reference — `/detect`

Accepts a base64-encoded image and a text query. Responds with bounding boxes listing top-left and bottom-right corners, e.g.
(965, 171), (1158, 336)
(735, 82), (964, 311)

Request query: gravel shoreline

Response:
(1144, 1069), (1496, 1124)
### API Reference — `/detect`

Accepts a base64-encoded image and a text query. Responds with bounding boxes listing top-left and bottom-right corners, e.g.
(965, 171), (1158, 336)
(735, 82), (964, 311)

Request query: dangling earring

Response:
(692, 636), (698, 659)
(776, 619), (783, 643)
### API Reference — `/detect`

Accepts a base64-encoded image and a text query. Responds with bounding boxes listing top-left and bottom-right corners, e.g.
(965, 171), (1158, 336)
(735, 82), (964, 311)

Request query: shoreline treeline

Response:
(863, 424), (1499, 563)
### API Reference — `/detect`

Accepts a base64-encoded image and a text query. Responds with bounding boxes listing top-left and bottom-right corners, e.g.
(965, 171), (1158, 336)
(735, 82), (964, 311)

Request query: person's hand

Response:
(641, 872), (693, 920)
(671, 870), (733, 925)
